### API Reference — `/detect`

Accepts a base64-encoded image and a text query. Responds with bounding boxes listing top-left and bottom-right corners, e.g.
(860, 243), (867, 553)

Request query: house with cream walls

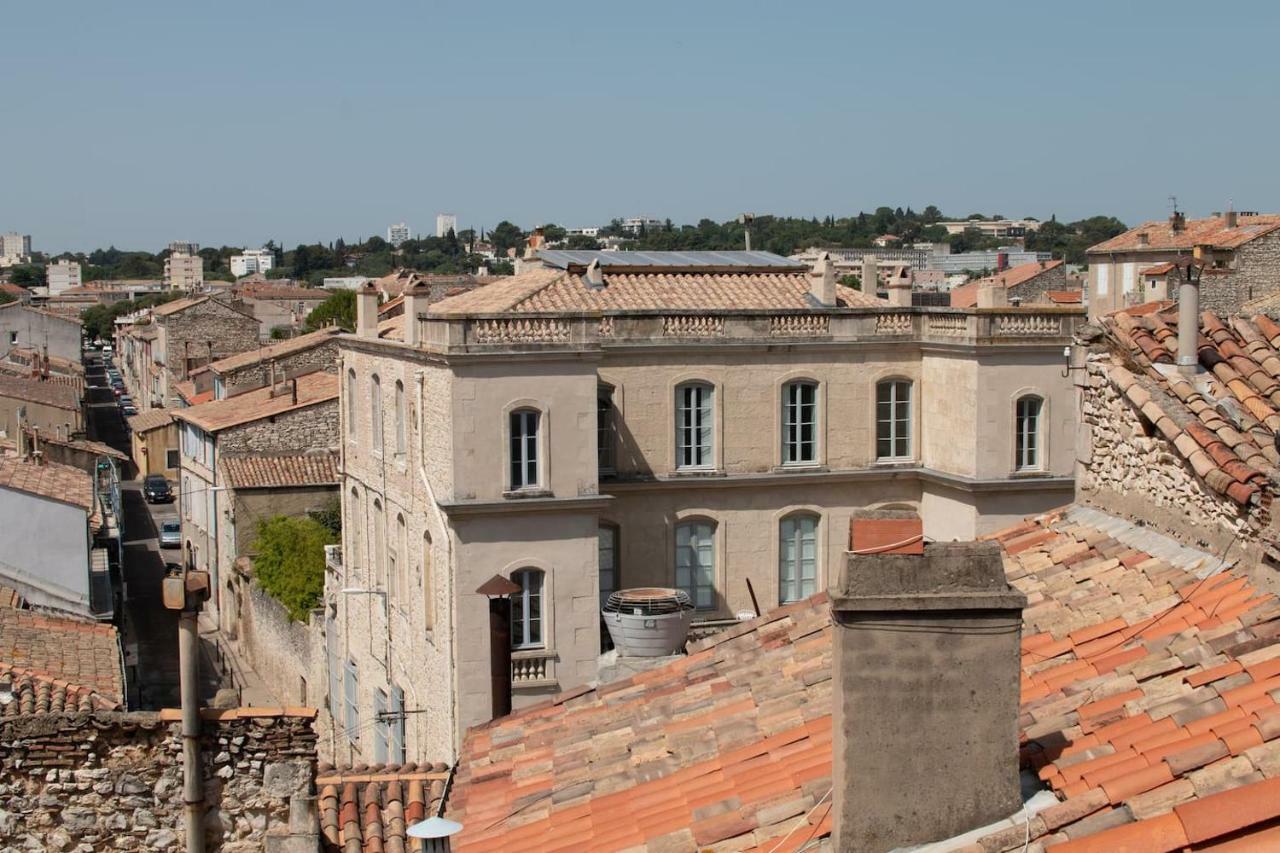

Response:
(326, 249), (1085, 765)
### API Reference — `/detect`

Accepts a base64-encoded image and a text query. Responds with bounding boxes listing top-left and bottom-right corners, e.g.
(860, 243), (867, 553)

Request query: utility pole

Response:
(164, 563), (211, 853)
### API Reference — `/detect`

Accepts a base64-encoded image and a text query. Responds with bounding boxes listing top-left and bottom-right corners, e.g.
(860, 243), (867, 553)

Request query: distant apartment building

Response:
(566, 226), (600, 238)
(45, 260), (82, 296)
(230, 248), (275, 278)
(327, 248), (1083, 763)
(163, 252), (204, 291)
(0, 233), (32, 267)
(930, 247), (1051, 276)
(621, 216), (662, 234)
(1085, 210), (1280, 319)
(167, 241), (200, 256)
(387, 223), (411, 247)
(936, 218), (1040, 238)
(435, 214), (456, 238)
(231, 282), (330, 340)
(322, 276), (371, 291)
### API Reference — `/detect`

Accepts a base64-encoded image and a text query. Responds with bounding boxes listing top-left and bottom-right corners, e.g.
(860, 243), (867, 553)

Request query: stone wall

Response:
(1078, 358), (1265, 553)
(0, 710), (319, 852)
(1010, 262), (1069, 304)
(219, 399), (339, 455)
(224, 339), (339, 397)
(1200, 232), (1280, 315)
(159, 299), (261, 378)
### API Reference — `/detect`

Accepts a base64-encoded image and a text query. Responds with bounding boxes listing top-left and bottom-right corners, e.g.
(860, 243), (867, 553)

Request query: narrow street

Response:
(84, 352), (218, 708)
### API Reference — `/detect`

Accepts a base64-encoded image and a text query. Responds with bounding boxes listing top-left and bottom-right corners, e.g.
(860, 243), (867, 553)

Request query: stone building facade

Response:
(197, 327), (341, 400)
(0, 302), (82, 365)
(328, 251), (1085, 765)
(0, 709), (318, 852)
(152, 296), (261, 406)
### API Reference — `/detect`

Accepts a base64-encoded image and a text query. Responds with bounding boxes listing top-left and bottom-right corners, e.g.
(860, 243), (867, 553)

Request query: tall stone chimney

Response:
(403, 281), (429, 347)
(886, 266), (912, 307)
(355, 284), (379, 339)
(976, 283), (1008, 308)
(1224, 208), (1238, 228)
(1178, 259), (1201, 375)
(860, 254), (878, 293)
(807, 252), (836, 306)
(831, 511), (1026, 851)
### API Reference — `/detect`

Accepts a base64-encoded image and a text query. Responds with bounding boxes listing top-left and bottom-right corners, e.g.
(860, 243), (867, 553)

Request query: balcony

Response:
(511, 648), (557, 689)
(414, 305), (1085, 354)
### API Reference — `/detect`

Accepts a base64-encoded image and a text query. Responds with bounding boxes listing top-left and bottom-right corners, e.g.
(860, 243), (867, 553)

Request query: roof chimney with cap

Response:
(832, 511), (1026, 851)
(886, 265), (912, 307)
(355, 283), (379, 338)
(807, 252), (836, 306)
(583, 258), (605, 289)
(1170, 211), (1186, 232)
(1224, 207), (1238, 228)
(1178, 257), (1203, 375)
(403, 279), (429, 347)
(860, 254), (878, 294)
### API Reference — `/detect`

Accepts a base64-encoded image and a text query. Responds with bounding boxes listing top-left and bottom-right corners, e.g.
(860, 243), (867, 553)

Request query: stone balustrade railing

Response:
(415, 306), (1084, 352)
(510, 648), (556, 687)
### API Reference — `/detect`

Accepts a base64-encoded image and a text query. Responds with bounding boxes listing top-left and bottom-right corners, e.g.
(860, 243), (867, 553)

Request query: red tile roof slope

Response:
(0, 456), (93, 511)
(173, 371), (337, 432)
(0, 373), (82, 410)
(1103, 307), (1280, 506)
(219, 451), (339, 489)
(0, 608), (123, 712)
(1089, 214), (1280, 254)
(208, 326), (340, 374)
(950, 260), (1065, 308)
(444, 509), (1280, 852)
(315, 762), (452, 851)
(430, 268), (886, 315)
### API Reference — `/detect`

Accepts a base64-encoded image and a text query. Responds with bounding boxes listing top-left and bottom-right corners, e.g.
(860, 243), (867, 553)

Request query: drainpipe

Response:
(178, 610), (205, 853)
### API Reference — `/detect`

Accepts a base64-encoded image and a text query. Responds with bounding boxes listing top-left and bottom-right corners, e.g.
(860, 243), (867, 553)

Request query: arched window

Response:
(346, 368), (357, 437)
(509, 568), (544, 649)
(675, 382), (714, 469)
(1016, 395), (1043, 471)
(389, 513), (405, 602)
(509, 408), (540, 490)
(422, 531), (434, 630)
(675, 520), (716, 609)
(779, 514), (819, 604)
(347, 486), (361, 578)
(781, 380), (818, 465)
(372, 499), (386, 590)
(370, 374), (383, 453)
(394, 380), (406, 456)
(876, 379), (913, 460)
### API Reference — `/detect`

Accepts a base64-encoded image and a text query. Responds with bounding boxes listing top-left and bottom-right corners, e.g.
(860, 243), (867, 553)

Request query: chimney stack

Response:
(583, 259), (605, 290)
(996, 251), (1008, 272)
(356, 284), (379, 339)
(886, 265), (912, 307)
(1224, 208), (1238, 229)
(976, 283), (1008, 308)
(832, 512), (1026, 851)
(1170, 211), (1186, 232)
(807, 252), (836, 306)
(403, 281), (428, 347)
(860, 254), (878, 294)
(1178, 260), (1202, 375)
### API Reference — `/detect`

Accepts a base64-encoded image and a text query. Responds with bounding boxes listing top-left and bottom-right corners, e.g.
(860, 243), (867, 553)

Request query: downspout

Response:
(179, 609), (205, 853)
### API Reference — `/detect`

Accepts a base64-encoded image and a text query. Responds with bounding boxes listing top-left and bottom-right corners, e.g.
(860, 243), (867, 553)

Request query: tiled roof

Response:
(219, 451), (339, 489)
(127, 408), (175, 433)
(316, 763), (452, 851)
(429, 268), (887, 315)
(0, 283), (28, 298)
(172, 371), (337, 433)
(950, 260), (1065, 308)
(209, 326), (340, 374)
(234, 284), (329, 301)
(1142, 262), (1178, 276)
(0, 608), (123, 711)
(5, 346), (85, 376)
(1046, 290), (1084, 304)
(1103, 307), (1280, 506)
(1089, 214), (1280, 254)
(152, 294), (255, 320)
(444, 507), (1280, 852)
(0, 456), (93, 511)
(0, 373), (81, 410)
(36, 432), (128, 461)
(0, 301), (82, 325)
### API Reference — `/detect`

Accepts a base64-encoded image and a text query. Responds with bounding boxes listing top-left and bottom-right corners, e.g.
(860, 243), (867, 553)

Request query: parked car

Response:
(122, 404), (138, 416)
(143, 475), (174, 503)
(119, 395), (133, 407)
(159, 520), (181, 548)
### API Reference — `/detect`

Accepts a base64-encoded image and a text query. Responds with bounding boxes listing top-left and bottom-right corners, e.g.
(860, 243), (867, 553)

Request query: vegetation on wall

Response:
(251, 514), (337, 621)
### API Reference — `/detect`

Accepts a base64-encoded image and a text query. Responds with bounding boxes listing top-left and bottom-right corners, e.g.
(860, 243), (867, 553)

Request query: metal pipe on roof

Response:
(179, 610), (205, 853)
(1178, 261), (1202, 375)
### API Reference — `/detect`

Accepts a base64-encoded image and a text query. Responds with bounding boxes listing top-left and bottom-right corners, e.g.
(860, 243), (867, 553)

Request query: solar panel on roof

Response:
(533, 249), (802, 270)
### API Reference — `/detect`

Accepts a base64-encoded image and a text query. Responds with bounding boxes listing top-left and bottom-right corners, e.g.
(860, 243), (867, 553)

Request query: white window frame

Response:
(394, 380), (406, 456)
(509, 409), (540, 490)
(779, 514), (819, 604)
(875, 379), (913, 461)
(675, 382), (714, 470)
(1096, 264), (1110, 296)
(675, 521), (716, 610)
(1015, 395), (1043, 471)
(781, 381), (818, 465)
(598, 524), (620, 611)
(370, 374), (383, 453)
(373, 688), (389, 764)
(343, 659), (359, 744)
(510, 568), (545, 649)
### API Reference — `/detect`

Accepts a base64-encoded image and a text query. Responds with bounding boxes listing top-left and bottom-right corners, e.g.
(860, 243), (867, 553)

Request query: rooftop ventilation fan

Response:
(602, 587), (695, 657)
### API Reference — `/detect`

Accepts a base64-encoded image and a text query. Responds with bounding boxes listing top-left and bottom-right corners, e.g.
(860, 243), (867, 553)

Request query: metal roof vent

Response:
(602, 587), (694, 657)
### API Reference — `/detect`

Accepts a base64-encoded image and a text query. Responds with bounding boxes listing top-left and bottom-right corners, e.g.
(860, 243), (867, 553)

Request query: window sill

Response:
(773, 464), (826, 474)
(503, 488), (554, 500)
(1010, 469), (1050, 479)
(670, 469), (723, 478)
(872, 458), (916, 467)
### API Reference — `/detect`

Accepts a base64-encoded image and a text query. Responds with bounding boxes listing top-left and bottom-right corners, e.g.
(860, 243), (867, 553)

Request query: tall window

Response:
(676, 383), (713, 469)
(390, 685), (406, 764)
(779, 515), (818, 604)
(422, 531), (434, 630)
(509, 409), (540, 489)
(597, 387), (615, 472)
(675, 521), (715, 610)
(325, 616), (341, 721)
(782, 381), (818, 465)
(370, 374), (383, 453)
(876, 380), (913, 460)
(346, 369), (357, 437)
(373, 688), (389, 763)
(343, 659), (359, 745)
(389, 513), (405, 603)
(598, 525), (619, 610)
(1016, 395), (1043, 471)
(394, 380), (406, 455)
(509, 569), (544, 649)
(348, 487), (361, 578)
(373, 499), (386, 590)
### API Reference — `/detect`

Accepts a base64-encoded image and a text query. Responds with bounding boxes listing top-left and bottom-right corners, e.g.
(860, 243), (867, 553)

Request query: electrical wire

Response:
(765, 786), (832, 853)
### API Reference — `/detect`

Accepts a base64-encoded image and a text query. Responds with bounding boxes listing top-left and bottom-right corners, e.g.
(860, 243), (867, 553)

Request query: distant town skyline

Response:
(5, 1), (1279, 252)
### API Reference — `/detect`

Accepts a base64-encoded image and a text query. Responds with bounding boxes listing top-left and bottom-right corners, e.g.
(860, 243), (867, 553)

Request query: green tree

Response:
(9, 265), (45, 287)
(251, 515), (336, 620)
(489, 220), (526, 256)
(0, 289), (15, 306)
(305, 289), (357, 331)
(308, 495), (342, 538)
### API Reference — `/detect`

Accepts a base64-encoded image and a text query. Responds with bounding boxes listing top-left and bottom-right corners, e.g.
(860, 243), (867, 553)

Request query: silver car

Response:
(159, 520), (181, 548)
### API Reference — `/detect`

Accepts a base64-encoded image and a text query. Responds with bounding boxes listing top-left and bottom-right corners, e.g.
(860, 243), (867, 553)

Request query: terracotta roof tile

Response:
(0, 608), (122, 711)
(1089, 214), (1280, 254)
(0, 455), (93, 511)
(126, 408), (175, 433)
(218, 451), (339, 489)
(172, 371), (337, 432)
(315, 763), (451, 850)
(0, 373), (81, 411)
(949, 260), (1066, 308)
(208, 326), (340, 374)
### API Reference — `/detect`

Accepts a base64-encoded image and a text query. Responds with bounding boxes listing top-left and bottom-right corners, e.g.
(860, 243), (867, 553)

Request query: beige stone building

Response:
(149, 294), (260, 408)
(163, 252), (204, 291)
(1086, 210), (1280, 318)
(327, 249), (1084, 764)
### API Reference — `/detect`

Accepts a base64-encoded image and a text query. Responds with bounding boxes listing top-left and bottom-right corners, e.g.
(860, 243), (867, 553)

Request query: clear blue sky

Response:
(5, 1), (1279, 253)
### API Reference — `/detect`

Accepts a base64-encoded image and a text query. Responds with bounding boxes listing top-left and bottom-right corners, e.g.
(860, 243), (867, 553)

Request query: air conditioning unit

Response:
(602, 588), (694, 657)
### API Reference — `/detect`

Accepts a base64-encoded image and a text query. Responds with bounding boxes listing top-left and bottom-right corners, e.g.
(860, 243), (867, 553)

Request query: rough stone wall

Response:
(0, 711), (318, 852)
(1197, 232), (1280, 315)
(224, 339), (339, 397)
(1078, 360), (1263, 551)
(1010, 263), (1070, 304)
(159, 300), (261, 377)
(218, 399), (338, 455)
